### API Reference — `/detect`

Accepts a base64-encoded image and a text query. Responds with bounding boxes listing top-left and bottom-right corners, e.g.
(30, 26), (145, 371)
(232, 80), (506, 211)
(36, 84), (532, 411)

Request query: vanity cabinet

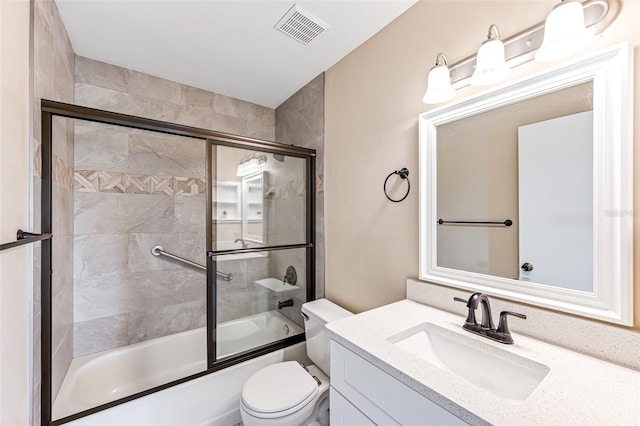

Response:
(330, 340), (467, 426)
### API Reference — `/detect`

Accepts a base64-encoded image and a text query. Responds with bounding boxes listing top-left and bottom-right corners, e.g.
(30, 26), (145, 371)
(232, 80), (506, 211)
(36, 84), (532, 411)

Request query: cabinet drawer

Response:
(330, 387), (376, 426)
(331, 340), (467, 426)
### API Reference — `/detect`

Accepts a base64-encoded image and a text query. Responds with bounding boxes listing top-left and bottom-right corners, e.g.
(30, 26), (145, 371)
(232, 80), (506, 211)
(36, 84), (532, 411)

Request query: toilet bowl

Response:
(239, 299), (352, 426)
(240, 362), (329, 426)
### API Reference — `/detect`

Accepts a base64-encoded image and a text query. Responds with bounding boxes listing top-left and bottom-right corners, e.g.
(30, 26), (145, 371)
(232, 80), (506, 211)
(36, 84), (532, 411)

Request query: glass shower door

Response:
(208, 143), (313, 363)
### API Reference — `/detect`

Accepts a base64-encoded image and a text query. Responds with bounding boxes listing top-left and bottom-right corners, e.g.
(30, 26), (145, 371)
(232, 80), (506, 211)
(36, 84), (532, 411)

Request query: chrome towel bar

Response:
(151, 245), (233, 281)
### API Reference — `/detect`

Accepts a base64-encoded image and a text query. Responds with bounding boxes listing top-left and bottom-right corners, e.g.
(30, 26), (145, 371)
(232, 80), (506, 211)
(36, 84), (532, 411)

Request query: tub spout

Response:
(277, 299), (294, 309)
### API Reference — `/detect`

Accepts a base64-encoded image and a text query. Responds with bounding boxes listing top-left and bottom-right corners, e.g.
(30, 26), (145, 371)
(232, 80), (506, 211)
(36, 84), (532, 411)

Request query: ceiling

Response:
(55, 0), (417, 109)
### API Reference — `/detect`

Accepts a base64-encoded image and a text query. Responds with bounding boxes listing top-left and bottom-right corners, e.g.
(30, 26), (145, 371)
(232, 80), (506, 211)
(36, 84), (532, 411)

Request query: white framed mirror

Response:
(242, 171), (267, 244)
(419, 43), (634, 325)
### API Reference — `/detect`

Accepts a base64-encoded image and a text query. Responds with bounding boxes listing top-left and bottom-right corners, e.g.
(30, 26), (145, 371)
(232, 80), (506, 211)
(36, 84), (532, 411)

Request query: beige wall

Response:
(324, 0), (640, 333)
(0, 0), (32, 423)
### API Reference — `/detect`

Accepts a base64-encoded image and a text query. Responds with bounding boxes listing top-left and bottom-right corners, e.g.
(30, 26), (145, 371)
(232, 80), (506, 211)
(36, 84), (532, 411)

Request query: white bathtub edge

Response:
(67, 342), (309, 426)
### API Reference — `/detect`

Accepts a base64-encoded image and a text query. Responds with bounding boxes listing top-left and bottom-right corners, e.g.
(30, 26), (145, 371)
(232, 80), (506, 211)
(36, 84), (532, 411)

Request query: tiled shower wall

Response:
(72, 126), (208, 356)
(72, 57), (277, 354)
(32, 0), (76, 418)
(275, 74), (325, 305)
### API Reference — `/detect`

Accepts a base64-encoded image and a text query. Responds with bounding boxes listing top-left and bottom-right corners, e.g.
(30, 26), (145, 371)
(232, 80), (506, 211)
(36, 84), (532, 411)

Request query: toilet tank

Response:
(301, 299), (352, 375)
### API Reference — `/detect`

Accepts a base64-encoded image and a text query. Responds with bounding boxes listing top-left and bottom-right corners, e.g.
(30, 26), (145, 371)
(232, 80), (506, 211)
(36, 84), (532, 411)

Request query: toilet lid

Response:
(242, 361), (319, 414)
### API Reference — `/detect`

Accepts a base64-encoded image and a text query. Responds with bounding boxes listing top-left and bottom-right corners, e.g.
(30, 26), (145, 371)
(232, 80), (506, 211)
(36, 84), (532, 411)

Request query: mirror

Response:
(242, 171), (267, 244)
(419, 44), (633, 325)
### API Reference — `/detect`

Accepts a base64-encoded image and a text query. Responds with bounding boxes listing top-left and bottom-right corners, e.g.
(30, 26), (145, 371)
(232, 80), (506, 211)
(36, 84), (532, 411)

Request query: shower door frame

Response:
(40, 100), (316, 426)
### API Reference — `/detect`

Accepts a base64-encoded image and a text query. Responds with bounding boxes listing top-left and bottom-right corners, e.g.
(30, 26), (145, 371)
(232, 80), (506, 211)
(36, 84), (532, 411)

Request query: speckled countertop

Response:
(326, 300), (640, 425)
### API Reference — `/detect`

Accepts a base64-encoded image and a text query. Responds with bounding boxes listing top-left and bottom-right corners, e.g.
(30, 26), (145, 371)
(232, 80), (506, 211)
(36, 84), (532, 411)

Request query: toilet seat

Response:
(241, 361), (319, 418)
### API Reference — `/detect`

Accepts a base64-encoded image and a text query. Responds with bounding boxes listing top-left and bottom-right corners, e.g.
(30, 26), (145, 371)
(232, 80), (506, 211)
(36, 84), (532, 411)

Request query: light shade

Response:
(470, 26), (511, 86)
(422, 54), (455, 104)
(236, 157), (265, 176)
(536, 1), (592, 62)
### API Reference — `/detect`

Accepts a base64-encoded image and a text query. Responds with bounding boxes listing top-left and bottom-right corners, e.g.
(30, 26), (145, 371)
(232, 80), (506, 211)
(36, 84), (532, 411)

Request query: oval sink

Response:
(388, 323), (550, 403)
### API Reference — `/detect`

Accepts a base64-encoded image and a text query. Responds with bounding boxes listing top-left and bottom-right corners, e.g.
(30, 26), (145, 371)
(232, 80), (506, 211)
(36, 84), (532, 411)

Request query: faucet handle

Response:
(496, 311), (527, 335)
(453, 296), (477, 326)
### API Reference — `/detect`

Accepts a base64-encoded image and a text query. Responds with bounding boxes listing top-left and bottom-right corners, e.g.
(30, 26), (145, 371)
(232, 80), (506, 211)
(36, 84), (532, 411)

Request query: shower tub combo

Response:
(54, 311), (303, 420)
(41, 100), (316, 424)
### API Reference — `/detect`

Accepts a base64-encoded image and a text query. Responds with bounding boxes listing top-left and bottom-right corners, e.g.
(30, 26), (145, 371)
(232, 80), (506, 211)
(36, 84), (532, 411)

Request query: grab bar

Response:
(0, 229), (53, 252)
(151, 245), (233, 281)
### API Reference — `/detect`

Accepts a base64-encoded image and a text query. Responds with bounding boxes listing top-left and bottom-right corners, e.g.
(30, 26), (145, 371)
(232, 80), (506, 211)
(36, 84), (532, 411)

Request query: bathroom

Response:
(1, 0), (639, 425)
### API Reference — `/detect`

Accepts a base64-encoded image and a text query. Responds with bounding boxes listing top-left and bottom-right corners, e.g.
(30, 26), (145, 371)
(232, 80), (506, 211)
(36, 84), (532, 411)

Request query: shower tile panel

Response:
(51, 328), (72, 408)
(173, 177), (205, 196)
(52, 154), (74, 190)
(34, 0), (76, 407)
(126, 174), (174, 195)
(71, 56), (289, 359)
(214, 93), (273, 123)
(74, 192), (175, 235)
(73, 315), (130, 356)
(74, 122), (129, 171)
(52, 282), (73, 354)
(73, 234), (129, 280)
(75, 55), (128, 92)
(245, 120), (277, 141)
(217, 293), (252, 323)
(174, 195), (207, 230)
(127, 132), (205, 178)
(74, 169), (99, 192)
(127, 232), (205, 274)
(127, 298), (205, 344)
(180, 85), (215, 108)
(74, 269), (204, 323)
(74, 170), (205, 196)
(52, 186), (74, 237)
(98, 170), (128, 193)
(73, 299), (206, 357)
(275, 73), (324, 298)
(34, 140), (42, 178)
(126, 70), (184, 106)
(51, 236), (74, 297)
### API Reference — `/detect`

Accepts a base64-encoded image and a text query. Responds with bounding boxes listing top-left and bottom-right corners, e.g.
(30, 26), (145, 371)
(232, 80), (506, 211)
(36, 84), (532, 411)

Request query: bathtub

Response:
(55, 310), (304, 422)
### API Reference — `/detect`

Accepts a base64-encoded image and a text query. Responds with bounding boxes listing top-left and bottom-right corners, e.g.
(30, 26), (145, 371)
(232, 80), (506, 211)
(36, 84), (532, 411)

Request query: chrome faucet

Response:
(454, 292), (526, 344)
(234, 238), (248, 249)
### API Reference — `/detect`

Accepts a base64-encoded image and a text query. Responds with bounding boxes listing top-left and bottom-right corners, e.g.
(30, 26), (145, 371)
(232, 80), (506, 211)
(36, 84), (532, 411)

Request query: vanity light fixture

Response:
(236, 155), (266, 176)
(470, 24), (511, 86)
(422, 53), (456, 105)
(535, 0), (592, 62)
(422, 0), (620, 105)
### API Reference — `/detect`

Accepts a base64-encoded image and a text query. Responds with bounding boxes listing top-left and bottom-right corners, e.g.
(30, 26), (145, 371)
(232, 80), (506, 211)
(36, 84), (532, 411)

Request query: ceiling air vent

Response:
(275, 4), (329, 45)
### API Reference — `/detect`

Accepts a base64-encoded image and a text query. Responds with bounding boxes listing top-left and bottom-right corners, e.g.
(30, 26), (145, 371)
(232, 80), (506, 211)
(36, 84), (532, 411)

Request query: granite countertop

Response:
(326, 300), (640, 425)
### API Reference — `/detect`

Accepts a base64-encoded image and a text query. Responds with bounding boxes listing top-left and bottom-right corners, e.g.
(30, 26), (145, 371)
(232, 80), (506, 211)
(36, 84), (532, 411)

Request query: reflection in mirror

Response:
(242, 171), (266, 244)
(419, 44), (633, 325)
(212, 145), (307, 251)
(437, 82), (593, 291)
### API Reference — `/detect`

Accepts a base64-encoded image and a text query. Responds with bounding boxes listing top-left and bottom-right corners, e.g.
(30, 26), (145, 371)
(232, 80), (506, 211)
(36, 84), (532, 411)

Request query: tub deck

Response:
(53, 310), (303, 420)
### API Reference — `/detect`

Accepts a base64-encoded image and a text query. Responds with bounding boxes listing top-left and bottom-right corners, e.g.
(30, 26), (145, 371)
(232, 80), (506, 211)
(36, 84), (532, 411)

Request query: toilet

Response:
(240, 299), (352, 426)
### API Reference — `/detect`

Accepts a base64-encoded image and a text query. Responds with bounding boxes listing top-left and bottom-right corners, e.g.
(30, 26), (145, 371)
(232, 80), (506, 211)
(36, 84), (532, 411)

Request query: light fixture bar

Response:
(449, 0), (620, 89)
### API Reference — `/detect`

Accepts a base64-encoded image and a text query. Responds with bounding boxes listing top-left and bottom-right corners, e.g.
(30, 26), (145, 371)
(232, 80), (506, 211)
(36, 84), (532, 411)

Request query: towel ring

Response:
(383, 168), (410, 203)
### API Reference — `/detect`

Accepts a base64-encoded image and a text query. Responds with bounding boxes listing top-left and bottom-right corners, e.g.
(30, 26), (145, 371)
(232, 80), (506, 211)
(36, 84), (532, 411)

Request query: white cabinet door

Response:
(331, 341), (468, 425)
(330, 387), (376, 426)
